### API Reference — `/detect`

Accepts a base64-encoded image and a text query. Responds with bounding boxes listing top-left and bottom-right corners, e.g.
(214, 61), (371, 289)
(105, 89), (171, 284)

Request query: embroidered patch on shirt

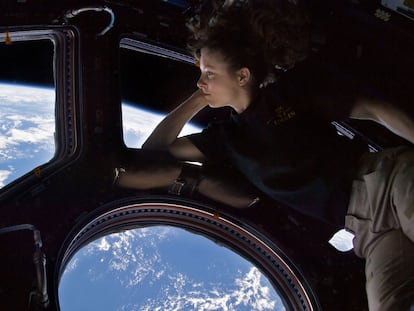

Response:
(267, 105), (296, 126)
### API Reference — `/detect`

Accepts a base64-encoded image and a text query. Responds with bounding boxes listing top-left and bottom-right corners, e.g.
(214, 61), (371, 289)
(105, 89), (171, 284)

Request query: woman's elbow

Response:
(349, 98), (380, 122)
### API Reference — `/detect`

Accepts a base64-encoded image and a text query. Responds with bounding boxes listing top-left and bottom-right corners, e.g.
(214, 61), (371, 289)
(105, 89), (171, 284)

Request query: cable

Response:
(0, 224), (42, 249)
(64, 6), (115, 36)
(0, 224), (49, 309)
(0, 223), (36, 233)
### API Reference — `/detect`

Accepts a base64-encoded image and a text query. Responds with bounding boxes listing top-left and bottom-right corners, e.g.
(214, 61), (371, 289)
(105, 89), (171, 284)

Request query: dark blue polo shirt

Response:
(188, 58), (369, 227)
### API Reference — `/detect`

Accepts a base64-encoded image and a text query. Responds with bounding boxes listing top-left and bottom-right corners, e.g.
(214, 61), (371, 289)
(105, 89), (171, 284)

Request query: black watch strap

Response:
(168, 162), (202, 197)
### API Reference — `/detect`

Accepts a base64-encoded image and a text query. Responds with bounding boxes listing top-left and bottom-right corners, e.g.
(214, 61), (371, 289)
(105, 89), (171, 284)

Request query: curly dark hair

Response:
(187, 0), (310, 88)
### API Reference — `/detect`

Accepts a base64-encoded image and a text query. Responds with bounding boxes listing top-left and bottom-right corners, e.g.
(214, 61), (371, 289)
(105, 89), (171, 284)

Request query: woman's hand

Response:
(142, 89), (208, 152)
(186, 88), (210, 105)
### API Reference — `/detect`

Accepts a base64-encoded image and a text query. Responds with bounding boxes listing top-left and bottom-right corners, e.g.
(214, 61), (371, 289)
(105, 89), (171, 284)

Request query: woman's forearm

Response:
(350, 98), (414, 144)
(197, 176), (260, 209)
(116, 163), (260, 209)
(142, 90), (208, 150)
(116, 165), (181, 189)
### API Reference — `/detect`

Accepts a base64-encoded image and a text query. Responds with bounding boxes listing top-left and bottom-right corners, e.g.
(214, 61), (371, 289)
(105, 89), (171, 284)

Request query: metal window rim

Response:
(57, 196), (320, 311)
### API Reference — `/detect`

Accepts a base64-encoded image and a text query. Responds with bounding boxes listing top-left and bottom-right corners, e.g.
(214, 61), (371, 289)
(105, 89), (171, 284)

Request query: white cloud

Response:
(0, 134), (8, 149)
(96, 237), (111, 251)
(122, 103), (201, 148)
(66, 227), (284, 311)
(63, 257), (79, 274)
(0, 83), (56, 187)
(0, 83), (55, 107)
(9, 126), (53, 144)
(232, 267), (277, 311)
(138, 267), (281, 311)
(0, 170), (12, 188)
(0, 84), (55, 162)
(83, 228), (173, 288)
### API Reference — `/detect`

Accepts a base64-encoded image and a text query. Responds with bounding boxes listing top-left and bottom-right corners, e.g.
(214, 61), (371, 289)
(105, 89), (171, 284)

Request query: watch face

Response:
(168, 180), (186, 196)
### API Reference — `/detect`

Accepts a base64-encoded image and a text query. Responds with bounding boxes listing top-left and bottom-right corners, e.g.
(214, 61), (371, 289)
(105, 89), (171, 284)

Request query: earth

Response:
(59, 226), (284, 311)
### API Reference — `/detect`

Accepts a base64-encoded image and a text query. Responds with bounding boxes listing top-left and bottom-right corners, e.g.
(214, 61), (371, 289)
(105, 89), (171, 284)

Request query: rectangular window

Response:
(119, 38), (203, 149)
(0, 38), (55, 189)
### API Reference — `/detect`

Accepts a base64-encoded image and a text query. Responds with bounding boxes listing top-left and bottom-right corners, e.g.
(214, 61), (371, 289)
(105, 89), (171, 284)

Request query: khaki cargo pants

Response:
(345, 146), (414, 311)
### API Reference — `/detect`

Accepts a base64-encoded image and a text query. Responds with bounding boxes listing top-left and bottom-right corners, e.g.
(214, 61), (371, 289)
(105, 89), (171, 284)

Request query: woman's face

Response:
(197, 48), (251, 112)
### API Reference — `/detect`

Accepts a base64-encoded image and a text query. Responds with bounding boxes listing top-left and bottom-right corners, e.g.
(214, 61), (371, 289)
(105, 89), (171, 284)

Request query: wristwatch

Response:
(168, 162), (202, 197)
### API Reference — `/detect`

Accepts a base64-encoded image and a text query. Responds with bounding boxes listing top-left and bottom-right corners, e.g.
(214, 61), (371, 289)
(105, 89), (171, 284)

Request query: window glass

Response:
(120, 46), (206, 148)
(0, 39), (55, 188)
(59, 226), (285, 310)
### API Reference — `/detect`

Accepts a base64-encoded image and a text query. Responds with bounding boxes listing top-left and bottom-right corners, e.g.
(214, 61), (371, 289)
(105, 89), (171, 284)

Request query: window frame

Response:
(0, 27), (81, 199)
(57, 197), (321, 311)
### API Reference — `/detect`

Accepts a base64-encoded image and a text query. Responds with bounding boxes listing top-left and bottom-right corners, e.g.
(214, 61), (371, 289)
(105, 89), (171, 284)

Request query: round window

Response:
(57, 198), (318, 310)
